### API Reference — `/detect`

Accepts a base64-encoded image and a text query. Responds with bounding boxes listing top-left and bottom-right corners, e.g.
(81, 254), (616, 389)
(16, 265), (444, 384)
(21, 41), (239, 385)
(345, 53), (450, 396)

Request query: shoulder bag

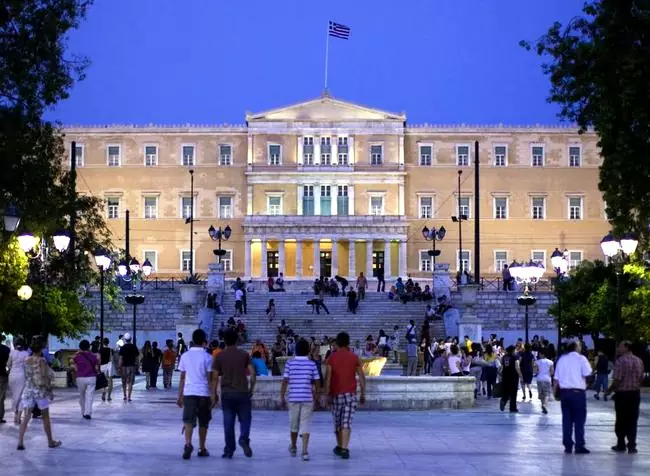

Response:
(80, 352), (108, 391)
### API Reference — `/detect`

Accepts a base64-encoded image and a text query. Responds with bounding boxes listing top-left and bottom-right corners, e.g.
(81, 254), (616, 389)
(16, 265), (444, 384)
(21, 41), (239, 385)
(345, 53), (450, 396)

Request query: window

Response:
(419, 144), (432, 166)
(320, 185), (332, 216)
(568, 250), (583, 269)
(182, 145), (195, 167)
(494, 251), (508, 272)
(107, 145), (121, 167)
(320, 137), (331, 165)
(370, 145), (383, 165)
(268, 144), (281, 165)
(370, 196), (383, 216)
(531, 250), (546, 266)
(144, 196), (158, 219)
(457, 250), (471, 272)
(181, 250), (193, 272)
(494, 145), (507, 167)
(144, 145), (158, 167)
(302, 185), (314, 216)
(337, 185), (349, 216)
(419, 196), (433, 219)
(458, 196), (471, 219)
(222, 250), (233, 272)
(303, 137), (314, 165)
(218, 196), (233, 218)
(337, 137), (349, 165)
(181, 196), (194, 220)
(419, 250), (432, 272)
(143, 250), (157, 272)
(569, 146), (581, 167)
(493, 197), (508, 219)
(531, 145), (545, 167)
(106, 197), (120, 219)
(531, 197), (545, 220)
(456, 145), (469, 166)
(267, 195), (282, 215)
(568, 196), (583, 220)
(71, 143), (84, 167)
(219, 144), (232, 166)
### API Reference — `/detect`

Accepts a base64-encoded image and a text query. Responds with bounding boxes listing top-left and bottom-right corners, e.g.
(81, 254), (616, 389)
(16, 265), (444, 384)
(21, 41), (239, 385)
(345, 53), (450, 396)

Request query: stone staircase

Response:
(211, 291), (447, 347)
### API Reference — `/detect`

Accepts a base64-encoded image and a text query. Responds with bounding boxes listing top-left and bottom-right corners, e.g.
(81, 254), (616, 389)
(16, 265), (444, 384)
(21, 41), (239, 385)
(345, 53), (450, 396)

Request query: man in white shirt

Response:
(177, 329), (215, 460)
(553, 341), (592, 454)
(234, 288), (244, 317)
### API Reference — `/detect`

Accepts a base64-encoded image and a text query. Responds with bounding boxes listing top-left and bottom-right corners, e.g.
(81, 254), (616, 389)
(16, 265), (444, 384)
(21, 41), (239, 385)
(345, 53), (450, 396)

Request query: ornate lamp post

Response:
(93, 248), (112, 343)
(550, 248), (569, 350)
(124, 258), (152, 347)
(2, 203), (21, 237)
(209, 224), (232, 262)
(600, 232), (638, 343)
(422, 225), (446, 296)
(510, 259), (545, 344)
(451, 170), (468, 276)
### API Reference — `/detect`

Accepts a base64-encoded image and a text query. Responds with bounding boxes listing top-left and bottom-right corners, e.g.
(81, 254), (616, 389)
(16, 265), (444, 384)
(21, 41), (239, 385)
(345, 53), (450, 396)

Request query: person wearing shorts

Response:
(118, 333), (139, 402)
(280, 338), (319, 461)
(177, 328), (214, 460)
(325, 332), (366, 460)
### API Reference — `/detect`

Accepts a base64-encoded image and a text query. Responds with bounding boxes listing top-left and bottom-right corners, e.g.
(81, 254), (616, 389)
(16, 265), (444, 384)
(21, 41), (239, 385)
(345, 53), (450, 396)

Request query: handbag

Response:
(80, 352), (108, 391)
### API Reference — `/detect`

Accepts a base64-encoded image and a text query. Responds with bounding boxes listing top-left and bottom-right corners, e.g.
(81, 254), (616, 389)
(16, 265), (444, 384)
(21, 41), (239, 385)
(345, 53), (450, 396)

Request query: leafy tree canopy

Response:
(523, 0), (650, 242)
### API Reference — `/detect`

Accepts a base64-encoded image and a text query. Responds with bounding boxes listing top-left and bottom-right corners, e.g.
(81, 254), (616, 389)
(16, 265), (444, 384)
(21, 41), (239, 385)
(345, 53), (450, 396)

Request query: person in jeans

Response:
(356, 272), (368, 300)
(118, 333), (139, 402)
(72, 339), (99, 420)
(325, 332), (366, 460)
(593, 349), (610, 401)
(606, 341), (644, 454)
(212, 329), (256, 459)
(280, 338), (319, 461)
(177, 328), (214, 459)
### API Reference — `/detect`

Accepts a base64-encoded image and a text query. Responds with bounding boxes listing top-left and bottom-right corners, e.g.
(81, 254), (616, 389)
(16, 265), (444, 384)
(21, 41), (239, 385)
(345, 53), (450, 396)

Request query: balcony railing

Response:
(244, 214), (406, 226)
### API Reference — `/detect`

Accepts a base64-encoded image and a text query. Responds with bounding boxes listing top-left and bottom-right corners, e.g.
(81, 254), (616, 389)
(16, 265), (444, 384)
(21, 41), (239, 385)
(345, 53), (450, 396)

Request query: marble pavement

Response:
(0, 376), (648, 476)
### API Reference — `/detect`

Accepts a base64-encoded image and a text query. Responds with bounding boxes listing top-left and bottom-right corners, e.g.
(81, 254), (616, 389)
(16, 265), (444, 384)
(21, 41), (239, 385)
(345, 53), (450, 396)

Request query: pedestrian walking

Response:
(100, 338), (114, 402)
(606, 341), (644, 454)
(593, 349), (610, 401)
(280, 338), (319, 461)
(553, 340), (592, 454)
(162, 340), (177, 389)
(324, 332), (366, 460)
(118, 333), (139, 402)
(72, 340), (100, 419)
(356, 272), (368, 300)
(176, 332), (187, 370)
(376, 267), (385, 292)
(406, 339), (418, 376)
(177, 328), (215, 459)
(0, 334), (9, 424)
(519, 343), (534, 401)
(212, 329), (256, 459)
(499, 345), (521, 413)
(17, 338), (61, 450)
(535, 348), (554, 414)
(7, 338), (29, 424)
(150, 341), (163, 389)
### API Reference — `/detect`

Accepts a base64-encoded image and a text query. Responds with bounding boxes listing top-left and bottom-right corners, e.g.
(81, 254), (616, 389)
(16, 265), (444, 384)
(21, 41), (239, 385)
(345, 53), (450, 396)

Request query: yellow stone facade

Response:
(65, 96), (608, 281)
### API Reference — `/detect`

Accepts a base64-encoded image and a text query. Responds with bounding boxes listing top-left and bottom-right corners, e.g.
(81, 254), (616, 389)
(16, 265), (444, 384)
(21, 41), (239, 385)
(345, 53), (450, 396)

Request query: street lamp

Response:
(93, 248), (112, 344)
(122, 256), (153, 346)
(2, 203), (21, 234)
(209, 224), (232, 262)
(550, 248), (569, 351)
(422, 225), (446, 298)
(510, 259), (545, 344)
(17, 284), (32, 319)
(600, 231), (638, 343)
(451, 170), (468, 276)
(125, 294), (145, 347)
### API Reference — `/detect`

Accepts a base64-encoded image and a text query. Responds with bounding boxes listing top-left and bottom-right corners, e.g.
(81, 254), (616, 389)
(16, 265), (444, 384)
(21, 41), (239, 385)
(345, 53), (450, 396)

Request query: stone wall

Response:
(472, 291), (557, 330)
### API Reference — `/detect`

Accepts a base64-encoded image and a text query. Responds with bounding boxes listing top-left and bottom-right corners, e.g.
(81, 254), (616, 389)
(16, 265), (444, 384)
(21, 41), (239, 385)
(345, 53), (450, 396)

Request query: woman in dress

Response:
(17, 338), (61, 450)
(7, 337), (30, 425)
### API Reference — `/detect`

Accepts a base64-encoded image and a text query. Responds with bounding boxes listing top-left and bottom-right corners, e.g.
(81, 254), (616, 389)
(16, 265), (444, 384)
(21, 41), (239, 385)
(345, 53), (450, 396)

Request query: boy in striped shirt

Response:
(280, 338), (320, 461)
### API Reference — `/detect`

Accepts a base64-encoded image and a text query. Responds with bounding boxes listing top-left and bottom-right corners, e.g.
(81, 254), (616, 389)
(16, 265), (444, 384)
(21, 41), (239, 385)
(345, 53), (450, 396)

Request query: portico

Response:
(243, 215), (407, 280)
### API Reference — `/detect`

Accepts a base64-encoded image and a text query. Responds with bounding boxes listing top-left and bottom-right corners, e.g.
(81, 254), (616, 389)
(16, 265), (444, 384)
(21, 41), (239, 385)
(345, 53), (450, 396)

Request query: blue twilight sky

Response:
(50, 0), (587, 126)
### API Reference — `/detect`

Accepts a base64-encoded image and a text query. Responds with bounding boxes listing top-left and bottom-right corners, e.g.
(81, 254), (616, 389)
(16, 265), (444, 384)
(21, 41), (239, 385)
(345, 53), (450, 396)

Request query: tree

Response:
(0, 1), (115, 340)
(550, 260), (641, 341)
(622, 263), (650, 340)
(522, 1), (650, 242)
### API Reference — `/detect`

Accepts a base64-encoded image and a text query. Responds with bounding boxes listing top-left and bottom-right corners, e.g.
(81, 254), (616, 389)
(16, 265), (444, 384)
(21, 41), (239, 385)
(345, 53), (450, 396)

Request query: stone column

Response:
(295, 240), (303, 278)
(244, 239), (251, 279)
(278, 240), (285, 276)
(349, 185), (355, 216)
(332, 138), (338, 165)
(315, 187), (321, 215)
(331, 184), (338, 216)
(348, 241), (356, 279)
(297, 136), (303, 166)
(398, 240), (407, 278)
(331, 240), (338, 277)
(398, 183), (405, 216)
(246, 185), (253, 215)
(349, 136), (355, 165)
(384, 240), (391, 279)
(366, 240), (374, 277)
(314, 137), (321, 165)
(260, 239), (268, 278)
(297, 185), (303, 215)
(313, 239), (321, 277)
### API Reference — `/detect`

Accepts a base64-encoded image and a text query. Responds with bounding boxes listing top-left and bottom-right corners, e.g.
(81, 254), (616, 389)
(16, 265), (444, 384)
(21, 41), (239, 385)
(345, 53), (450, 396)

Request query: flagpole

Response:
(324, 22), (330, 92)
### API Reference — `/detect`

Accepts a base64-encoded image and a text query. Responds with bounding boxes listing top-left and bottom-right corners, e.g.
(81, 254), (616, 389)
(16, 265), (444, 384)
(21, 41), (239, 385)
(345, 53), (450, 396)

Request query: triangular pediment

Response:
(246, 95), (405, 122)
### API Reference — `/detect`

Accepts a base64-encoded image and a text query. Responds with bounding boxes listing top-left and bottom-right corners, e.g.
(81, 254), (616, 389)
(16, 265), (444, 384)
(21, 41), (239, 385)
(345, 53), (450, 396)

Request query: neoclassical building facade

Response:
(66, 95), (609, 281)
